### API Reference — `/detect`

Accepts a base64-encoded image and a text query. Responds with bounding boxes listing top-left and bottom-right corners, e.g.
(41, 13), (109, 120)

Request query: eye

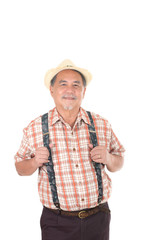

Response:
(73, 84), (80, 87)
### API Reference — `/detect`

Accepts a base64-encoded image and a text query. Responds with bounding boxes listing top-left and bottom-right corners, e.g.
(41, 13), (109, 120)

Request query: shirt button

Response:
(81, 198), (84, 202)
(73, 148), (76, 152)
(76, 164), (79, 168)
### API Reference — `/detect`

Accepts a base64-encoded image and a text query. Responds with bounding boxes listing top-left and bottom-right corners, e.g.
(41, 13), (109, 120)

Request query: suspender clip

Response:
(89, 130), (96, 133)
(43, 132), (49, 136)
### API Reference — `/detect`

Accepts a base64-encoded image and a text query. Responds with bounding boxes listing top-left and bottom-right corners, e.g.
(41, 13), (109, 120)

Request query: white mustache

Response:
(62, 94), (77, 100)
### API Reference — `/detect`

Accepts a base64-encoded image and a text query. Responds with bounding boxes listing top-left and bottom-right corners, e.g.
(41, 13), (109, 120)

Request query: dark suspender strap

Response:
(86, 111), (103, 204)
(41, 113), (60, 209)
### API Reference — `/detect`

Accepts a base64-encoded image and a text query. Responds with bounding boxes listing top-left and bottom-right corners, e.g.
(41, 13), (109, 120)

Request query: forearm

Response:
(106, 154), (124, 172)
(15, 158), (38, 176)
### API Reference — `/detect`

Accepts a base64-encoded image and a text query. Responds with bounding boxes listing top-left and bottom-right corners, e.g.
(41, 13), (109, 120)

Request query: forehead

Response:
(56, 69), (83, 82)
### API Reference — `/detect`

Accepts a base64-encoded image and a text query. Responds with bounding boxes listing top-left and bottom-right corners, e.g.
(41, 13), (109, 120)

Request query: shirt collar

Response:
(76, 107), (91, 126)
(49, 107), (91, 126)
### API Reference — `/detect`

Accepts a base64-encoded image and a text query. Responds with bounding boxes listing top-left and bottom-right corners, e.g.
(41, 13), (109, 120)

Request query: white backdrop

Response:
(0, 0), (160, 239)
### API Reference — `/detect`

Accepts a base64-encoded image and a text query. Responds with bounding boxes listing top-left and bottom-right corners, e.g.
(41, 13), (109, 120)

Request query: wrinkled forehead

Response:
(50, 69), (86, 87)
(56, 69), (83, 81)
(56, 69), (86, 87)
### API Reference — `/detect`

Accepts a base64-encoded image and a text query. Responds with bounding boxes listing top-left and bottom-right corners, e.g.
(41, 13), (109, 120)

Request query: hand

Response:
(33, 144), (53, 168)
(89, 144), (110, 165)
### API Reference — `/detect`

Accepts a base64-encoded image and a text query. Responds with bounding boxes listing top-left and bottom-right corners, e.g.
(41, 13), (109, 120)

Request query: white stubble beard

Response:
(63, 105), (74, 111)
(62, 94), (77, 111)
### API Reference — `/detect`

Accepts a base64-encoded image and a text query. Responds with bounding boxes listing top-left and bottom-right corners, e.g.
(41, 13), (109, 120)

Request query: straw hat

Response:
(44, 59), (92, 89)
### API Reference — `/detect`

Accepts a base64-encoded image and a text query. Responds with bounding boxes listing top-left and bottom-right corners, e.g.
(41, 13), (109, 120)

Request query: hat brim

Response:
(44, 66), (92, 89)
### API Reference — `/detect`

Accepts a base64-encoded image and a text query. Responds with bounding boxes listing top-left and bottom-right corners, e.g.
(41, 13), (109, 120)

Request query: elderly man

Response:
(15, 59), (125, 240)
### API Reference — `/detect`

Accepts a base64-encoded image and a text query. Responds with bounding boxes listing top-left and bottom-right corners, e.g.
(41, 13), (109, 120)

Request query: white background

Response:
(0, 0), (160, 239)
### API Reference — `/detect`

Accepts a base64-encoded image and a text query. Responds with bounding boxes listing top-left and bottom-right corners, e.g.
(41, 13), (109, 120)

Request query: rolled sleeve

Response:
(14, 128), (32, 163)
(109, 127), (125, 157)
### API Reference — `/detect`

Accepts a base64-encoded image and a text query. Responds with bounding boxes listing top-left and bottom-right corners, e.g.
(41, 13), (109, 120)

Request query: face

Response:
(50, 70), (86, 112)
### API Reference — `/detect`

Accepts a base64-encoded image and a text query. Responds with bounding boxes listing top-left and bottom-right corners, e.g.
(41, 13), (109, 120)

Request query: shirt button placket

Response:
(71, 129), (84, 205)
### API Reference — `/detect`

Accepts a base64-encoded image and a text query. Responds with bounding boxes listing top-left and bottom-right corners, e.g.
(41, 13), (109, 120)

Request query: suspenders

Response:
(86, 111), (103, 204)
(41, 111), (103, 209)
(42, 113), (60, 209)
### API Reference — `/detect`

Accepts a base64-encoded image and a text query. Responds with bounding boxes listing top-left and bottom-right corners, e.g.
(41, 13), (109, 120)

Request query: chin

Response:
(63, 105), (74, 110)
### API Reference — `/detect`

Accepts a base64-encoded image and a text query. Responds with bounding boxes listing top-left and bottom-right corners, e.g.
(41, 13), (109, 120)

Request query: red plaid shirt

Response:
(15, 107), (125, 211)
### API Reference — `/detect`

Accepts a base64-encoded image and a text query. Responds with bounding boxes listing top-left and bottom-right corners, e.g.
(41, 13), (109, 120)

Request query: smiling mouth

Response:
(64, 97), (75, 100)
(62, 96), (77, 100)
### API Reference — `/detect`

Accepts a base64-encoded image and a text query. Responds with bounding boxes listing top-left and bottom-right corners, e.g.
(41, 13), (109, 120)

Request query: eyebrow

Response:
(59, 80), (67, 84)
(59, 80), (81, 84)
(73, 81), (81, 84)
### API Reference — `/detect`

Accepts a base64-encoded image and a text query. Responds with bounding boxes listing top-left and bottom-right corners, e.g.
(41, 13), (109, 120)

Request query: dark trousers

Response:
(40, 203), (111, 240)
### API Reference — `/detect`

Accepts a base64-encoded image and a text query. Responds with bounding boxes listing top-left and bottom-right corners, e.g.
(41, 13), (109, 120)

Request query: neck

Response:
(56, 106), (80, 128)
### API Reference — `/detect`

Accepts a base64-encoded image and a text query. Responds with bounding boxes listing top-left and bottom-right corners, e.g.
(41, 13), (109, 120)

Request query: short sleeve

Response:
(14, 128), (33, 163)
(109, 127), (125, 157)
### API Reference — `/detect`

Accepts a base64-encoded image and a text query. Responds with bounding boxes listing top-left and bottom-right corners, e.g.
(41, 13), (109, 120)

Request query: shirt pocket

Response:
(79, 142), (90, 161)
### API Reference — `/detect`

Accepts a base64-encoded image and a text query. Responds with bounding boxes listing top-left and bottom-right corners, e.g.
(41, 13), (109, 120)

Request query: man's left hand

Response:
(89, 144), (110, 165)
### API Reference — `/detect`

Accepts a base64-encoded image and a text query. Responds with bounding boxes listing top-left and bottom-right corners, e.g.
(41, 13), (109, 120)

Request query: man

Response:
(15, 59), (125, 240)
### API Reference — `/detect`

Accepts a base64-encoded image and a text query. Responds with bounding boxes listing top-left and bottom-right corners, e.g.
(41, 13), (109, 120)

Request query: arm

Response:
(106, 153), (124, 172)
(89, 120), (125, 172)
(15, 158), (38, 176)
(15, 146), (52, 176)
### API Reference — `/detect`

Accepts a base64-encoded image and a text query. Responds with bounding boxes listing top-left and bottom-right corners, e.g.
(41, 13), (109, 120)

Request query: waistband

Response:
(44, 202), (110, 219)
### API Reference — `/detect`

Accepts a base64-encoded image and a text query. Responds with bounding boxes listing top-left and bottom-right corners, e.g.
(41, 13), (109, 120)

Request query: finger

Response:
(89, 144), (93, 149)
(37, 152), (49, 158)
(35, 151), (49, 158)
(35, 158), (49, 168)
(92, 158), (103, 163)
(90, 146), (104, 152)
(90, 148), (105, 157)
(91, 154), (102, 161)
(38, 158), (50, 164)
(49, 143), (54, 148)
(38, 161), (49, 167)
(37, 147), (49, 151)
(37, 148), (50, 154)
(90, 150), (102, 158)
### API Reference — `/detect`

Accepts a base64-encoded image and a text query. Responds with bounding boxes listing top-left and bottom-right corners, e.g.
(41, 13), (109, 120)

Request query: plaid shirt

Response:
(15, 107), (125, 211)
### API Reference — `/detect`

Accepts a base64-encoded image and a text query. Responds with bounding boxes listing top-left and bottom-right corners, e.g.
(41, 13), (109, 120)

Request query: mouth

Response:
(63, 97), (75, 100)
(62, 95), (77, 100)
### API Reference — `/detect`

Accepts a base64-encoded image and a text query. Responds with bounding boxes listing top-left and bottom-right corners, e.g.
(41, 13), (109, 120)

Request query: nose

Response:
(65, 85), (75, 93)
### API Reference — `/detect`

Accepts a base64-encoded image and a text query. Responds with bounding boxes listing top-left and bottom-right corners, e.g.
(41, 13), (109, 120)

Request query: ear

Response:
(50, 85), (54, 97)
(83, 87), (86, 98)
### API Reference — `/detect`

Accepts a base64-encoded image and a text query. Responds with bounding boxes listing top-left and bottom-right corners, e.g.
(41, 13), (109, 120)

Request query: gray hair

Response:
(50, 70), (86, 87)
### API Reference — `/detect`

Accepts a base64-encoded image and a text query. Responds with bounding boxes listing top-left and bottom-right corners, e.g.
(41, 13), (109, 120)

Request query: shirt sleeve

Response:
(14, 127), (33, 163)
(109, 127), (125, 157)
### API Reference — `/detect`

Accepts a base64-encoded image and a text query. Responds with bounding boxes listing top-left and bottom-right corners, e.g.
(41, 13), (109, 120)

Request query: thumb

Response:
(49, 143), (54, 148)
(89, 144), (93, 149)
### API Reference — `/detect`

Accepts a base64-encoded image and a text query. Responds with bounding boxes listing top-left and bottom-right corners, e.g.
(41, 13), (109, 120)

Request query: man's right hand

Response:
(15, 144), (53, 176)
(33, 144), (53, 168)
